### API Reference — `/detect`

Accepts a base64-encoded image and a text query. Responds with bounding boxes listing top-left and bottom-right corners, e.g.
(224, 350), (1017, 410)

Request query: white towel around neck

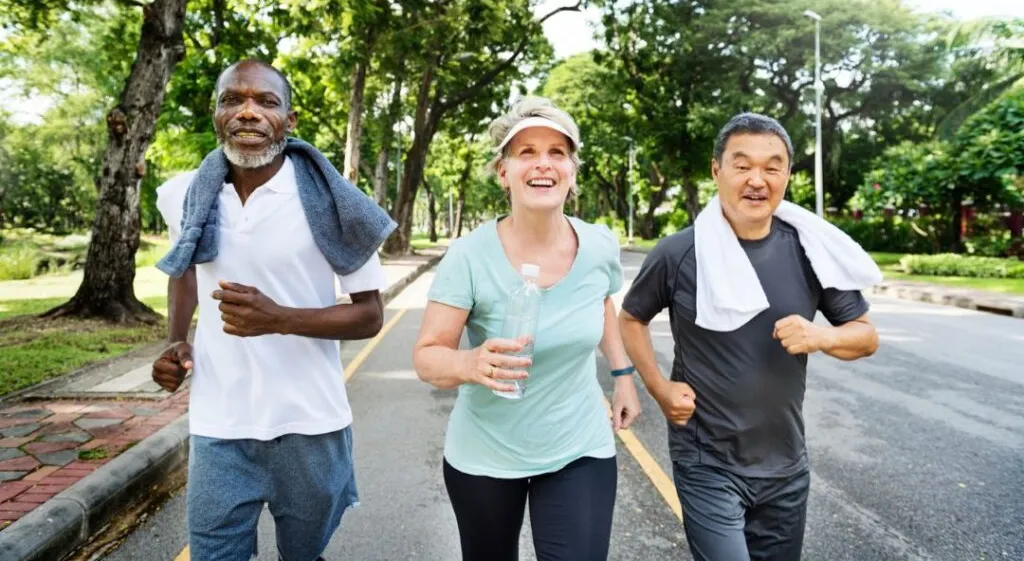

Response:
(693, 195), (883, 332)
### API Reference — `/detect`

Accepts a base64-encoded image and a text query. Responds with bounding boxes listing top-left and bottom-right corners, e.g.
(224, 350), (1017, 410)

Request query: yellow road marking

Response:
(344, 308), (408, 382)
(175, 307), (409, 561)
(604, 398), (683, 521)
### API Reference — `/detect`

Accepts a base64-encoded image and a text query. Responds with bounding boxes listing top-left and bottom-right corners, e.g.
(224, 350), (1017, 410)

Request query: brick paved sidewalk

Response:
(0, 392), (189, 529)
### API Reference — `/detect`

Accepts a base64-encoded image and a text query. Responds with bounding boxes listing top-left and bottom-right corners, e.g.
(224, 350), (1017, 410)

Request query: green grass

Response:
(410, 236), (449, 250)
(0, 315), (165, 396)
(625, 238), (659, 250)
(0, 229), (169, 280)
(870, 252), (905, 267)
(78, 448), (109, 461)
(135, 237), (170, 268)
(870, 252), (1024, 295)
(0, 295), (167, 320)
(0, 243), (38, 280)
(0, 261), (170, 396)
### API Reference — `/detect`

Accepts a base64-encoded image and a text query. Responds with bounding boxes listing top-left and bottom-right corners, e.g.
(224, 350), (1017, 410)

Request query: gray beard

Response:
(221, 136), (287, 169)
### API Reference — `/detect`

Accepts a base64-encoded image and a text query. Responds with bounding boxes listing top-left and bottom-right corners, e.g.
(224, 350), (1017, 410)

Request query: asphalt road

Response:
(101, 250), (1024, 561)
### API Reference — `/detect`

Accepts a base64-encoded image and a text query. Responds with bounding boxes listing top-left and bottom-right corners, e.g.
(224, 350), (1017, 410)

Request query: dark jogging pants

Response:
(443, 455), (617, 561)
(673, 462), (811, 561)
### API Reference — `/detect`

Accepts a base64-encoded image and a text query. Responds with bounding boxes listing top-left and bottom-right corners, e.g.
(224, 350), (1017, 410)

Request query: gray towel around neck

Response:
(156, 137), (397, 278)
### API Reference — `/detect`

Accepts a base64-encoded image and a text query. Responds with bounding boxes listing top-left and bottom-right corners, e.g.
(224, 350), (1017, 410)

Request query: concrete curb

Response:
(382, 253), (443, 304)
(621, 246), (1024, 320)
(0, 417), (190, 561)
(0, 250), (444, 561)
(869, 282), (1024, 318)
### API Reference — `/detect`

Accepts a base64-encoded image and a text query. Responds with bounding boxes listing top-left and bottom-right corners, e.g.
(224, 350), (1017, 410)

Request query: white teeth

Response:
(528, 179), (555, 187)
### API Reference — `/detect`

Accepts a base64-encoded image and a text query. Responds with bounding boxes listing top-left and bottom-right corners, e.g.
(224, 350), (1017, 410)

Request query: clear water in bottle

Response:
(492, 263), (542, 400)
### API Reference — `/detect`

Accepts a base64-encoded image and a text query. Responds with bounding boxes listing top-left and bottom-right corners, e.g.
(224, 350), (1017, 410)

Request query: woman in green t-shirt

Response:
(413, 96), (642, 561)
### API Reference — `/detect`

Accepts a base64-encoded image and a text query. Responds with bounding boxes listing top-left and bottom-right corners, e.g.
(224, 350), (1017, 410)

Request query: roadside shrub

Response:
(899, 253), (1024, 279)
(830, 216), (952, 254)
(0, 244), (37, 280)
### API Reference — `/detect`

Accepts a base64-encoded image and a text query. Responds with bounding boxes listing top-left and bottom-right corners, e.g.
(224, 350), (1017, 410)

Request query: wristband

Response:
(610, 366), (635, 377)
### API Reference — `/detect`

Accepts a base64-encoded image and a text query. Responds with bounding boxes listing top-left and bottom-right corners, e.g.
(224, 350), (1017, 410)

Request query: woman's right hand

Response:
(461, 338), (532, 391)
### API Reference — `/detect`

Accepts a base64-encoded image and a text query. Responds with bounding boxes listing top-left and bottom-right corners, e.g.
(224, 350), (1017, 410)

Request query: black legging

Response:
(443, 455), (617, 561)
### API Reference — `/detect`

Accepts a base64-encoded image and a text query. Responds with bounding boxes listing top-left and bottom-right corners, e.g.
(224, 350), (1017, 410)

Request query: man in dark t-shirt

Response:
(620, 113), (879, 561)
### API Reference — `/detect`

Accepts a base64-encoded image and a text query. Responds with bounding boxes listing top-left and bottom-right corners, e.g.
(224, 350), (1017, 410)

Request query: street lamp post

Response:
(804, 9), (824, 217)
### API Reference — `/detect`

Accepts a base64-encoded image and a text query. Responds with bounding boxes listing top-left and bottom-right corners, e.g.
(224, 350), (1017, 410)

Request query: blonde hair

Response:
(486, 96), (582, 196)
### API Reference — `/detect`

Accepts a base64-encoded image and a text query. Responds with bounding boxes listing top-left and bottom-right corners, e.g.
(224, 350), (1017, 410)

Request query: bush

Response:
(594, 215), (627, 240)
(830, 215), (953, 254)
(0, 244), (38, 280)
(900, 254), (1024, 279)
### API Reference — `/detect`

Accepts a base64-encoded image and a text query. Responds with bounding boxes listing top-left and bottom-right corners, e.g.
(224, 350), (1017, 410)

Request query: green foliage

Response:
(899, 254), (1024, 279)
(0, 230), (168, 280)
(854, 87), (1024, 249)
(0, 2), (141, 235)
(785, 171), (816, 210)
(831, 215), (954, 254)
(0, 243), (36, 280)
(963, 230), (1016, 259)
(423, 133), (504, 231)
(78, 448), (109, 461)
(936, 18), (1024, 139)
(952, 87), (1024, 207)
(0, 230), (88, 280)
(854, 141), (956, 214)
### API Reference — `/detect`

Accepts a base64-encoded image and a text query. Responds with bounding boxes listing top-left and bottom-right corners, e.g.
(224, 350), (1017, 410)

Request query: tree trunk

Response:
(383, 60), (442, 255)
(950, 191), (964, 253)
(371, 76), (405, 207)
(682, 173), (701, 227)
(42, 0), (187, 323)
(372, 147), (390, 207)
(424, 179), (438, 242)
(639, 176), (669, 240)
(343, 58), (369, 183)
(447, 140), (476, 239)
(455, 184), (467, 238)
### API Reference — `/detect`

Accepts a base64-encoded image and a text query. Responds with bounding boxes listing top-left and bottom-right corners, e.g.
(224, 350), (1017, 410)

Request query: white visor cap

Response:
(495, 116), (582, 153)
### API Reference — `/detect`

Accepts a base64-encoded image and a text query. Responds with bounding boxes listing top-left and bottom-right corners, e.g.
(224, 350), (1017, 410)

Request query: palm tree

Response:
(936, 17), (1023, 139)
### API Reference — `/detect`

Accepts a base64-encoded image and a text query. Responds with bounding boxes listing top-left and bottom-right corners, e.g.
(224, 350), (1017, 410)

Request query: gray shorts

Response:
(673, 462), (810, 561)
(186, 426), (359, 561)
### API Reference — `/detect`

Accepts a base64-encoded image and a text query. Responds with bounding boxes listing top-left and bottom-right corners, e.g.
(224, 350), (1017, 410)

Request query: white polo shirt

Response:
(155, 157), (387, 440)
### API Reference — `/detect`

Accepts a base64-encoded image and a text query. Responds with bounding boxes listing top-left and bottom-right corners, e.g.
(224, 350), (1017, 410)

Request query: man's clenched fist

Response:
(653, 380), (697, 426)
(212, 281), (285, 337)
(152, 341), (193, 392)
(773, 314), (834, 355)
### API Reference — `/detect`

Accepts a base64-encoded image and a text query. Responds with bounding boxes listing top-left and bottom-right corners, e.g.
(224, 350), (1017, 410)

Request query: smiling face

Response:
(711, 132), (791, 238)
(497, 126), (576, 214)
(213, 62), (296, 169)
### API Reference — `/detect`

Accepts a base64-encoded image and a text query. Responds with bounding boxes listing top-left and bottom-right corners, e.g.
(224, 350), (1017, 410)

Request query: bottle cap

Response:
(520, 263), (540, 278)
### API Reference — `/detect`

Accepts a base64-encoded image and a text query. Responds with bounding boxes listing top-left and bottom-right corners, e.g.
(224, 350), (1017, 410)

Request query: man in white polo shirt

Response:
(151, 60), (391, 561)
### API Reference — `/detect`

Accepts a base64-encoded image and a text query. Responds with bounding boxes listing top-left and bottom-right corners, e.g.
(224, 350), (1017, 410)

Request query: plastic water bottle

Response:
(492, 263), (542, 400)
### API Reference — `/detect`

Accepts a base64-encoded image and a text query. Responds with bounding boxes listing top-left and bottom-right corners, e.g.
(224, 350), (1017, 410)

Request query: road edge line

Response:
(603, 398), (683, 521)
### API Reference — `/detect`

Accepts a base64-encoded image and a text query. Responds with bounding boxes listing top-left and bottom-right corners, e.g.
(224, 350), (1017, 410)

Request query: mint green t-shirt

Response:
(427, 216), (624, 478)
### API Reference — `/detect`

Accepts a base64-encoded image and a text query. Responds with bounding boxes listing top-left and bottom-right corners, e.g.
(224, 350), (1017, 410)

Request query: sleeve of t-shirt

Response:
(818, 287), (870, 326)
(155, 172), (192, 245)
(337, 252), (388, 294)
(594, 224), (624, 296)
(426, 239), (474, 311)
(621, 237), (677, 323)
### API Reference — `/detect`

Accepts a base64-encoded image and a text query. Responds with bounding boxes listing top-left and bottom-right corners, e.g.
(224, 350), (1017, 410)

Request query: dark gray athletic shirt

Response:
(623, 219), (870, 478)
